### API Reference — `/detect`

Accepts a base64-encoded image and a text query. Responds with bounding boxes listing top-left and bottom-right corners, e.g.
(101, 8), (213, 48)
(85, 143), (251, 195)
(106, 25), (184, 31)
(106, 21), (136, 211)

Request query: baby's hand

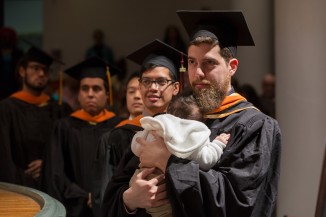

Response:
(215, 133), (230, 145)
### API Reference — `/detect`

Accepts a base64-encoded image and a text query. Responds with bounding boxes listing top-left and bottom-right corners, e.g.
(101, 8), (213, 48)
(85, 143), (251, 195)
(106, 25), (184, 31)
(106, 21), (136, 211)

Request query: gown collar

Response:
(11, 91), (50, 106)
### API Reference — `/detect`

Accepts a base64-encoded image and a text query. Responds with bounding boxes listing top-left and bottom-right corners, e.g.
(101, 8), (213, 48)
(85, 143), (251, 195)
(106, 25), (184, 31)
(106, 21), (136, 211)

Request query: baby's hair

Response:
(167, 91), (204, 121)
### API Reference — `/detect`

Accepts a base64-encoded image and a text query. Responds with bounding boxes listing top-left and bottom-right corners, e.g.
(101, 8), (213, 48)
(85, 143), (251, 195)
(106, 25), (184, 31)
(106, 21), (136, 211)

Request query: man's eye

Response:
(81, 86), (88, 91)
(142, 79), (151, 85)
(188, 59), (195, 65)
(94, 86), (102, 92)
(206, 60), (216, 65)
(157, 79), (167, 86)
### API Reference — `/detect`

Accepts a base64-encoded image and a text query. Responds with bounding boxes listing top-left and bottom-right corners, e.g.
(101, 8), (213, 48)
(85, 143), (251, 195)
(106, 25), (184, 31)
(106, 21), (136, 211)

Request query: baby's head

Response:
(167, 91), (203, 121)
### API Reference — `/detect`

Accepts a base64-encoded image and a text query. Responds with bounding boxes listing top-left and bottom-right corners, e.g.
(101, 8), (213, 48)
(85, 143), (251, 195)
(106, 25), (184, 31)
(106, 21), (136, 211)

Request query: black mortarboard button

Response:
(176, 10), (255, 57)
(65, 56), (120, 106)
(126, 39), (187, 82)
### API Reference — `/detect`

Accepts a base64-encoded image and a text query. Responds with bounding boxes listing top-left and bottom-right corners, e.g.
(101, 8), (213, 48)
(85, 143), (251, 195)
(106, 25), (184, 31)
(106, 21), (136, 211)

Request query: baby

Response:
(131, 92), (230, 217)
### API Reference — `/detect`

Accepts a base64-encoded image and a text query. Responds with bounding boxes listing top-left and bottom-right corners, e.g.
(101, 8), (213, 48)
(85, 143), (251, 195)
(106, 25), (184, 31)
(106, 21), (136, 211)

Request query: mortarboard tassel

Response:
(106, 65), (113, 106)
(58, 65), (63, 105)
(179, 53), (187, 93)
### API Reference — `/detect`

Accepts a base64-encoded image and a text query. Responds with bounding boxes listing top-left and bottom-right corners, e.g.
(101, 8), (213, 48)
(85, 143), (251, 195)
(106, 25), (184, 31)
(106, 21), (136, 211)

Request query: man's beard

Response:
(193, 77), (230, 113)
(24, 76), (48, 92)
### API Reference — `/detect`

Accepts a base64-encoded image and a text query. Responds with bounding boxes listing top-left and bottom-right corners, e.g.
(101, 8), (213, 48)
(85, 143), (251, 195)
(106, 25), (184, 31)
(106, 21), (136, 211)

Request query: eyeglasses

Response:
(139, 78), (174, 88)
(27, 64), (50, 73)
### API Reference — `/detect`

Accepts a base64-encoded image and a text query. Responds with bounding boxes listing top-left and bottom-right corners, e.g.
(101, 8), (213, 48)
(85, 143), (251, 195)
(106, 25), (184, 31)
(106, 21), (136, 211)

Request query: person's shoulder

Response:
(0, 96), (24, 110)
(54, 115), (77, 129)
(238, 108), (280, 131)
(47, 99), (71, 109)
(0, 97), (13, 106)
(101, 124), (142, 144)
(107, 115), (125, 126)
(111, 124), (142, 137)
(0, 98), (15, 116)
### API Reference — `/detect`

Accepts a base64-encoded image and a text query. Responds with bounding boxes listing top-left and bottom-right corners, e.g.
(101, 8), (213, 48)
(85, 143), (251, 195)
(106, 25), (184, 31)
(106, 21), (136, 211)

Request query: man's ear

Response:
(173, 82), (180, 96)
(18, 66), (26, 78)
(229, 58), (238, 77)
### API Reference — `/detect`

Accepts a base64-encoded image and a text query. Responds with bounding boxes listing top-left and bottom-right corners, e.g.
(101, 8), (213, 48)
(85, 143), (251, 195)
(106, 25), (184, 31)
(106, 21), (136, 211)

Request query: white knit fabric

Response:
(131, 114), (226, 171)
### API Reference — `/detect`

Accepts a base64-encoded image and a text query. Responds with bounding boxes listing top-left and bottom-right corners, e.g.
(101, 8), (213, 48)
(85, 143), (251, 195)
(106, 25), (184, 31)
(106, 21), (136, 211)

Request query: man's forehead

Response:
(141, 67), (172, 79)
(80, 77), (105, 86)
(188, 45), (222, 60)
(27, 61), (48, 67)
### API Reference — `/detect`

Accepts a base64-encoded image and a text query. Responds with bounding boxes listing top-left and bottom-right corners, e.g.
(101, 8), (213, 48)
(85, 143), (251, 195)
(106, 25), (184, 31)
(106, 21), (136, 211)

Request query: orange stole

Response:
(71, 109), (116, 124)
(115, 114), (143, 128)
(11, 91), (50, 106)
(204, 93), (258, 119)
(206, 93), (247, 115)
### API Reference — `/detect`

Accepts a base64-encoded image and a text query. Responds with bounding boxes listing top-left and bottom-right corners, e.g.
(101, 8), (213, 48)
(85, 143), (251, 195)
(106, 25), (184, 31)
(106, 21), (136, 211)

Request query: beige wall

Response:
(43, 0), (230, 73)
(231, 0), (274, 94)
(275, 0), (326, 216)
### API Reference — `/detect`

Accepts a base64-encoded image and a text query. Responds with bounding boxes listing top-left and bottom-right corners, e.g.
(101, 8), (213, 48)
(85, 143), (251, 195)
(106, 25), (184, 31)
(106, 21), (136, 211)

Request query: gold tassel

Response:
(179, 53), (186, 93)
(106, 65), (113, 106)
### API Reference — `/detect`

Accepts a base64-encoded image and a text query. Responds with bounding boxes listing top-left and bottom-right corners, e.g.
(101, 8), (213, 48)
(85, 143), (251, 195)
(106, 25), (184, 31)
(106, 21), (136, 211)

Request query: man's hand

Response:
(123, 168), (168, 212)
(87, 193), (92, 208)
(138, 131), (171, 173)
(24, 159), (42, 180)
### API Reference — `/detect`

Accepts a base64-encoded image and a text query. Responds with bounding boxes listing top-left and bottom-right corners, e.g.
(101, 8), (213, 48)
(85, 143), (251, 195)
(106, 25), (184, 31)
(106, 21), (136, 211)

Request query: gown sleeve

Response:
(98, 125), (144, 217)
(0, 102), (24, 183)
(165, 113), (281, 217)
(42, 119), (88, 215)
(101, 147), (150, 217)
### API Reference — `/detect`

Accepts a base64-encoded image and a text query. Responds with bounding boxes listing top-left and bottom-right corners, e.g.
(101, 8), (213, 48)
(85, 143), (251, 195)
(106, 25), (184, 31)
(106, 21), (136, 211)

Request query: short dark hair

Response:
(189, 36), (233, 63)
(140, 63), (175, 81)
(126, 71), (140, 86)
(167, 91), (203, 121)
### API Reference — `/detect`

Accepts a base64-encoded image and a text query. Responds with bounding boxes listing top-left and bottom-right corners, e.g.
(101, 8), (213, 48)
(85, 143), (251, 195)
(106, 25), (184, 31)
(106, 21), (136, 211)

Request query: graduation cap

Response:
(21, 39), (58, 66)
(176, 10), (255, 57)
(127, 39), (187, 92)
(65, 56), (120, 106)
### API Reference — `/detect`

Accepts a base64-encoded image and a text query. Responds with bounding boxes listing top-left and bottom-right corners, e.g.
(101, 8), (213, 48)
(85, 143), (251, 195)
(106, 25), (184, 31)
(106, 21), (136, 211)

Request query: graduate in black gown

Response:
(100, 39), (186, 216)
(0, 44), (71, 189)
(101, 11), (281, 217)
(42, 56), (123, 217)
(91, 71), (145, 215)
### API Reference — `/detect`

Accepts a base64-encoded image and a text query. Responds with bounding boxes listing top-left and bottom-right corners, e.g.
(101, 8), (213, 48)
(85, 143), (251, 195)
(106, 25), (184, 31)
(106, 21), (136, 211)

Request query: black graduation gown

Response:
(42, 114), (122, 217)
(92, 123), (143, 217)
(101, 100), (281, 217)
(0, 97), (71, 189)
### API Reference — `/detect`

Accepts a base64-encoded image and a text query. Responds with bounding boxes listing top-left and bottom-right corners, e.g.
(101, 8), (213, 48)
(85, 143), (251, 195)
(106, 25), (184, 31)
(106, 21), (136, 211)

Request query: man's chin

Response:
(31, 86), (47, 92)
(86, 109), (101, 116)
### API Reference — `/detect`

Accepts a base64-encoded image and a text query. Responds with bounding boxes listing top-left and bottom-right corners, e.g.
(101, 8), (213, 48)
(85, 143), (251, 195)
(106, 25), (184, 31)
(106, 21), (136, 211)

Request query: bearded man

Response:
(128, 11), (282, 217)
(0, 45), (71, 189)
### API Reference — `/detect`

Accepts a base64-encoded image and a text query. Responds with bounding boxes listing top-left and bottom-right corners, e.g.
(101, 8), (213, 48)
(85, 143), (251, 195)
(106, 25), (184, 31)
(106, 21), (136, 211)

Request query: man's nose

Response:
(148, 81), (159, 89)
(134, 91), (141, 98)
(37, 68), (47, 76)
(87, 89), (95, 97)
(195, 66), (205, 78)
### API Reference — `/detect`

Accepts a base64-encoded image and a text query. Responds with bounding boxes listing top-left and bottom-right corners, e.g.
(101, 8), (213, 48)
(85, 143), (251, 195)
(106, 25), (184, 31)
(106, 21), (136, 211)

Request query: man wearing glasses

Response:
(97, 39), (186, 217)
(0, 45), (71, 190)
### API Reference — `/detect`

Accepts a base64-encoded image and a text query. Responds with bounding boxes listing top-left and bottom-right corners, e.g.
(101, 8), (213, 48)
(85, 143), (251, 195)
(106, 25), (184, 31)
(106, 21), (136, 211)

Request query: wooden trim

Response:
(0, 182), (66, 217)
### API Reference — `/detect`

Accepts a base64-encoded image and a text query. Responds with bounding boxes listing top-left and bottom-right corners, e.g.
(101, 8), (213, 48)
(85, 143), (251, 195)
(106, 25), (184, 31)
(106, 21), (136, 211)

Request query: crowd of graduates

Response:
(0, 10), (280, 217)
